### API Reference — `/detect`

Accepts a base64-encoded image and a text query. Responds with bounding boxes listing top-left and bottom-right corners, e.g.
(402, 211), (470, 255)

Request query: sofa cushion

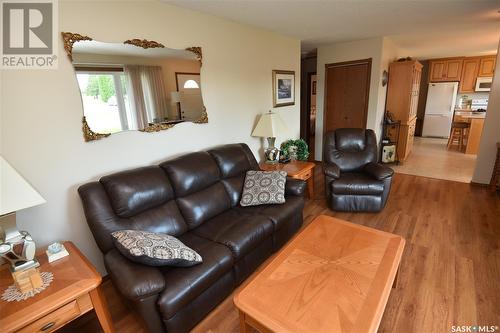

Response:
(160, 152), (221, 197)
(100, 166), (173, 218)
(220, 175), (245, 207)
(192, 209), (274, 260)
(112, 230), (202, 267)
(127, 200), (188, 237)
(331, 173), (384, 195)
(240, 170), (287, 206)
(208, 144), (254, 178)
(235, 195), (304, 232)
(176, 182), (231, 229)
(209, 144), (259, 207)
(157, 233), (233, 319)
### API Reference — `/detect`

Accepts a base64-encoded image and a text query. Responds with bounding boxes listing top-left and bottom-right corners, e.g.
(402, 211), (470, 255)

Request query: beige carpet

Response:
(392, 137), (476, 183)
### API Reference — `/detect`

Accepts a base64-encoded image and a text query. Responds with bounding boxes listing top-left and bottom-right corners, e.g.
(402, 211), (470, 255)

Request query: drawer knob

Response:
(40, 322), (56, 331)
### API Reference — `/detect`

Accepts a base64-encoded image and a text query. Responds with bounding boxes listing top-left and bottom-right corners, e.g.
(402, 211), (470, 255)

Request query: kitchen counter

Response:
(453, 111), (485, 154)
(455, 111), (486, 119)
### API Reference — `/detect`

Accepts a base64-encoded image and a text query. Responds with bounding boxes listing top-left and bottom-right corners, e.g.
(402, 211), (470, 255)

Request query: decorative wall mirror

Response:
(62, 32), (206, 141)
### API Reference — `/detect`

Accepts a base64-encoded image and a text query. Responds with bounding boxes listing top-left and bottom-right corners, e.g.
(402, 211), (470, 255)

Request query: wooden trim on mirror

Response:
(123, 39), (165, 49)
(82, 117), (111, 142)
(186, 47), (203, 65)
(62, 32), (92, 61)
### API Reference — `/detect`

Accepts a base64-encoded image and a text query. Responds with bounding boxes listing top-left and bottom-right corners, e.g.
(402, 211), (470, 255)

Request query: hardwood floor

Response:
(61, 166), (500, 333)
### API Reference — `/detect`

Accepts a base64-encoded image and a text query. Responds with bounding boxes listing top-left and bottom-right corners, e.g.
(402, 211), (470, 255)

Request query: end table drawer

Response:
(18, 300), (80, 333)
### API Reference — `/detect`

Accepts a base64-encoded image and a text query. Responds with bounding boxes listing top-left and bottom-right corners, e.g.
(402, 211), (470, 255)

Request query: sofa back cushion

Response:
(160, 152), (231, 229)
(78, 166), (188, 253)
(323, 128), (378, 173)
(208, 144), (259, 206)
(101, 167), (171, 218)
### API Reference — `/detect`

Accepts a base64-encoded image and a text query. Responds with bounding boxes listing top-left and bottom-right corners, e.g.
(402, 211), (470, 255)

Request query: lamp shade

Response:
(170, 91), (181, 103)
(251, 112), (290, 138)
(0, 156), (45, 216)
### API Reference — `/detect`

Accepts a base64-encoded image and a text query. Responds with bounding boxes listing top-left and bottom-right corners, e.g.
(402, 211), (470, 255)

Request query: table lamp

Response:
(252, 111), (289, 164)
(1, 156), (46, 292)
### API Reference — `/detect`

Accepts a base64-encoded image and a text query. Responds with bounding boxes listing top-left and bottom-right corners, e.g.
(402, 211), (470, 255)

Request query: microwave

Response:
(475, 77), (493, 92)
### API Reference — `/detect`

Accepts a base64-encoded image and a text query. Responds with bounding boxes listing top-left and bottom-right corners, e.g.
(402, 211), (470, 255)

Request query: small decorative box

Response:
(46, 242), (69, 263)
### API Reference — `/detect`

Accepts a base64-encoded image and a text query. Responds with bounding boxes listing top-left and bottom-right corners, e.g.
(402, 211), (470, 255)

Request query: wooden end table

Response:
(259, 160), (316, 198)
(0, 241), (115, 333)
(234, 215), (405, 333)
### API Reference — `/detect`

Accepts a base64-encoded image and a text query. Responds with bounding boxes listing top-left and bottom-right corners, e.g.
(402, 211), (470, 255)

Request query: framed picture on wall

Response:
(272, 70), (295, 107)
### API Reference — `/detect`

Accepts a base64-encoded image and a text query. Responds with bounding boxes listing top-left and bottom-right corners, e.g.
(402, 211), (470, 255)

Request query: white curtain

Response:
(124, 65), (168, 129)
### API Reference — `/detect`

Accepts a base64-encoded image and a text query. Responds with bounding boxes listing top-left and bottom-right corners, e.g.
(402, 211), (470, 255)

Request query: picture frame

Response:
(272, 70), (295, 107)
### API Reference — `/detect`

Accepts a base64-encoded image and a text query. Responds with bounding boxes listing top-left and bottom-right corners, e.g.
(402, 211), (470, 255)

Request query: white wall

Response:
(472, 42), (500, 184)
(0, 1), (300, 273)
(315, 37), (400, 160)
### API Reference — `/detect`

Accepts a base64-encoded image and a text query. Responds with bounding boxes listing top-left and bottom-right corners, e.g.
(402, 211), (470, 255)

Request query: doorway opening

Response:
(300, 55), (317, 160)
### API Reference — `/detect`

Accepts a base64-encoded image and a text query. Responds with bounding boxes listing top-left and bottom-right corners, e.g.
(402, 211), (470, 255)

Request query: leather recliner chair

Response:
(323, 128), (394, 212)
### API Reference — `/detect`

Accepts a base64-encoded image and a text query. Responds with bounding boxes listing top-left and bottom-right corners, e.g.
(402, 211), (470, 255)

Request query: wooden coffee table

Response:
(259, 161), (316, 198)
(234, 215), (405, 333)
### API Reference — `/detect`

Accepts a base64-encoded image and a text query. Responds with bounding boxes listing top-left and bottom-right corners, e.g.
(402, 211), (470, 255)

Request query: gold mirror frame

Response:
(61, 32), (207, 142)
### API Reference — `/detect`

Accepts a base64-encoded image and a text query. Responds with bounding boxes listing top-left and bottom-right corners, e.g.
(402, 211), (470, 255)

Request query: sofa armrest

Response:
(285, 177), (306, 197)
(364, 162), (394, 180)
(323, 163), (340, 179)
(104, 249), (165, 301)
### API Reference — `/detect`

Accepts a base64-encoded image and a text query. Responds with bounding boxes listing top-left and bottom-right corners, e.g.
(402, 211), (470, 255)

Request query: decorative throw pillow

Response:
(111, 230), (202, 267)
(240, 170), (287, 207)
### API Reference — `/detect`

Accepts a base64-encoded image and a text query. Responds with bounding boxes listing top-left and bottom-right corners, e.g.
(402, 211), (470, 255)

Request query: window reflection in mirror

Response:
(72, 40), (204, 134)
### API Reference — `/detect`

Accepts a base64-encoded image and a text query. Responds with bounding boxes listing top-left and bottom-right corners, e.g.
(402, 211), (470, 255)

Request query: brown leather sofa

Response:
(323, 128), (394, 212)
(78, 143), (305, 333)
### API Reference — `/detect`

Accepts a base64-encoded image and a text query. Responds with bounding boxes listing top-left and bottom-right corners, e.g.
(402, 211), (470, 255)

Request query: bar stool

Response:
(447, 122), (470, 151)
(489, 142), (500, 192)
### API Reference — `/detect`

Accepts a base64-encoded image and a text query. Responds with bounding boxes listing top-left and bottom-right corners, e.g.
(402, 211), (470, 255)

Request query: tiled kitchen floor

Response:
(392, 137), (477, 183)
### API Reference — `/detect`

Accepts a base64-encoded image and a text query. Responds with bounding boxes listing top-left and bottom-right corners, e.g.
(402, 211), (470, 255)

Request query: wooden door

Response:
(459, 58), (480, 93)
(430, 61), (446, 81)
(324, 59), (371, 133)
(478, 56), (496, 77)
(175, 73), (203, 120)
(445, 59), (463, 80)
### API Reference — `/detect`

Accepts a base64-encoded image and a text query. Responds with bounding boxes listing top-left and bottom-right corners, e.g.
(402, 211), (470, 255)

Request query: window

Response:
(183, 79), (199, 89)
(76, 67), (131, 133)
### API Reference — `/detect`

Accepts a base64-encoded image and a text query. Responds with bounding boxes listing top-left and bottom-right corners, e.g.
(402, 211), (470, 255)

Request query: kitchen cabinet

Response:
(429, 58), (463, 82)
(386, 60), (422, 161)
(459, 58), (480, 93)
(478, 56), (496, 77)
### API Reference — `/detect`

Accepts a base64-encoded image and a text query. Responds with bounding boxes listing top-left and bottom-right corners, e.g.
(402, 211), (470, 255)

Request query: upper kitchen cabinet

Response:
(478, 56), (496, 77)
(429, 58), (463, 82)
(459, 58), (480, 93)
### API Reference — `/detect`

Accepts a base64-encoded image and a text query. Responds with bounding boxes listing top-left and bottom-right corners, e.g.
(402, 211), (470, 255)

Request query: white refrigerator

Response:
(422, 82), (458, 138)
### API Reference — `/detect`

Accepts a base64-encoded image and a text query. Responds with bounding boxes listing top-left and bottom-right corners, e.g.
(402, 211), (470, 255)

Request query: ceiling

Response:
(163, 0), (500, 58)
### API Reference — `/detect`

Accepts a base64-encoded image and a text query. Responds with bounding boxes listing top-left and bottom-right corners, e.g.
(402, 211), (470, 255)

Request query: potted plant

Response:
(280, 139), (309, 161)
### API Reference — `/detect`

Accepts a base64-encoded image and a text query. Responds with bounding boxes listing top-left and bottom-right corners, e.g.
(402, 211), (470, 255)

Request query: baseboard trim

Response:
(470, 181), (489, 187)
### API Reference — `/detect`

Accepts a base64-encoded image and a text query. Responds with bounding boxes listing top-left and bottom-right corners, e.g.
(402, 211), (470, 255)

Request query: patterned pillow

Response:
(111, 230), (202, 267)
(240, 170), (287, 206)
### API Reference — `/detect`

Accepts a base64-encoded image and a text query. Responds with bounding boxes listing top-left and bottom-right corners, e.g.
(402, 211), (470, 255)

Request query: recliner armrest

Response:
(323, 163), (340, 179)
(364, 162), (394, 180)
(104, 249), (165, 301)
(285, 177), (306, 197)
